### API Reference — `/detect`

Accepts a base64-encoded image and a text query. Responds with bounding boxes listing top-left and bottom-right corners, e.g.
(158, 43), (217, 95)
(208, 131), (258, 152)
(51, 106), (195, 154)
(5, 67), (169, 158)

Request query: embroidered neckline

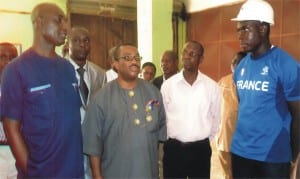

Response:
(118, 84), (153, 127)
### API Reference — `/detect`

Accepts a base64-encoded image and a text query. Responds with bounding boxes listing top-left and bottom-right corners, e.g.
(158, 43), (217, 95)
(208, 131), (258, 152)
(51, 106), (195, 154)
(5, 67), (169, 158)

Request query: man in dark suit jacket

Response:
(152, 50), (178, 178)
(67, 26), (106, 179)
(152, 50), (178, 90)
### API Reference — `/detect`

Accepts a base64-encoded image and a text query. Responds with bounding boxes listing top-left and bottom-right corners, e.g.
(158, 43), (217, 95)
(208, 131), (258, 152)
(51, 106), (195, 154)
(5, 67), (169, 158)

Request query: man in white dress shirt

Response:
(0, 42), (18, 179)
(161, 40), (221, 178)
(67, 27), (106, 178)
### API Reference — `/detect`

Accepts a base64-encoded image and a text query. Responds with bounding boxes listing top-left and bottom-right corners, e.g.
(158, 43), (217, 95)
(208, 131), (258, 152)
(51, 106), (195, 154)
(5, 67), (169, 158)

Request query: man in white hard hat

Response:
(230, 0), (300, 178)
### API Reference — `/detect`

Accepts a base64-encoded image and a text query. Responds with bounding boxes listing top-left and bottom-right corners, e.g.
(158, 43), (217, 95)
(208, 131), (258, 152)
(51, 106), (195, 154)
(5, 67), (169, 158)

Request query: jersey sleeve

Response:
(279, 54), (300, 101)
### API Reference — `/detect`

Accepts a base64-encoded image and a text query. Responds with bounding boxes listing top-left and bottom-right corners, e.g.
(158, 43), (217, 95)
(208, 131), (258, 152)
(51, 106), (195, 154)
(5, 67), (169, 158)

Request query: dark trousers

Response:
(231, 153), (290, 179)
(163, 138), (211, 179)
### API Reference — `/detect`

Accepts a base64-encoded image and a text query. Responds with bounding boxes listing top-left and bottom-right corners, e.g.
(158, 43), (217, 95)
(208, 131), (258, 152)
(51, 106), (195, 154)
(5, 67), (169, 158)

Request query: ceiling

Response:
(67, 0), (184, 21)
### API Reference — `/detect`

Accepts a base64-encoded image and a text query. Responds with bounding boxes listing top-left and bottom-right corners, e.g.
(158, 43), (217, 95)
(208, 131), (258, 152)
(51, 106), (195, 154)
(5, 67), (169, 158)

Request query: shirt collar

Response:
(176, 69), (204, 85)
(69, 58), (88, 72)
(163, 71), (179, 81)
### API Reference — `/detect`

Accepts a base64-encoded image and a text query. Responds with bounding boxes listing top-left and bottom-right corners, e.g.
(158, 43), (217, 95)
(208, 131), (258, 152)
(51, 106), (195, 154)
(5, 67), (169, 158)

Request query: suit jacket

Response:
(68, 59), (106, 113)
(152, 75), (164, 90)
(86, 61), (107, 102)
(68, 59), (107, 179)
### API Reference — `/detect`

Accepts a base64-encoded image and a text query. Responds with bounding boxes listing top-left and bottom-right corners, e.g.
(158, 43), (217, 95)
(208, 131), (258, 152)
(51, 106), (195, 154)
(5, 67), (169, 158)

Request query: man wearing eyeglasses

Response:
(82, 43), (166, 178)
(161, 40), (221, 178)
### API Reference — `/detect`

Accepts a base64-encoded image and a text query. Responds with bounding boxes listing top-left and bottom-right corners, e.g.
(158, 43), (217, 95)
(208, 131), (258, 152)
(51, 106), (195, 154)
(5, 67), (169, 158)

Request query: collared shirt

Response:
(68, 59), (91, 91)
(161, 70), (221, 142)
(106, 68), (118, 82)
(69, 59), (91, 123)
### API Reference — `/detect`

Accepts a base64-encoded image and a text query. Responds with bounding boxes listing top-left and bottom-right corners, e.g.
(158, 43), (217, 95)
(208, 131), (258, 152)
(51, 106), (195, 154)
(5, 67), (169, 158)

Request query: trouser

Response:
(83, 154), (92, 179)
(158, 142), (164, 179)
(0, 146), (17, 179)
(231, 153), (290, 179)
(216, 150), (232, 179)
(163, 138), (211, 179)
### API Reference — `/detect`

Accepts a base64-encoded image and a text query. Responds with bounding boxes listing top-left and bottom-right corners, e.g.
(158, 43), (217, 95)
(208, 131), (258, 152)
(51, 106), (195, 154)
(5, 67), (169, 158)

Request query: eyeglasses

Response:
(118, 55), (142, 62)
(182, 51), (201, 58)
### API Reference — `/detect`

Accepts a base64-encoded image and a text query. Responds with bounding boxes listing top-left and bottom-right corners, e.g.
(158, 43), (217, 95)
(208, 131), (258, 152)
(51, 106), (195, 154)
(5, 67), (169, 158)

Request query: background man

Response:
(215, 51), (246, 179)
(0, 42), (18, 179)
(106, 46), (118, 82)
(68, 26), (106, 122)
(161, 41), (221, 178)
(140, 61), (156, 82)
(67, 26), (106, 178)
(152, 50), (178, 90)
(152, 50), (179, 178)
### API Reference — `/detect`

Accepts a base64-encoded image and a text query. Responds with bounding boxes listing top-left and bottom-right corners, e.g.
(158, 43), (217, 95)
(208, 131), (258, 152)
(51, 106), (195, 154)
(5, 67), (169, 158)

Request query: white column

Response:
(137, 0), (152, 63)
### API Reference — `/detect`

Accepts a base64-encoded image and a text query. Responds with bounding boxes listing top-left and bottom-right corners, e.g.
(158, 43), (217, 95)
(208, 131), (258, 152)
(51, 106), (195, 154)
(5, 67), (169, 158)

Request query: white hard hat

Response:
(231, 0), (274, 25)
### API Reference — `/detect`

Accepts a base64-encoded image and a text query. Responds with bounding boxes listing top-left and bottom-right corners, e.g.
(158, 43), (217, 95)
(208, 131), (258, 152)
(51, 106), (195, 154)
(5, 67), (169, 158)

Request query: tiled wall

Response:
(187, 0), (300, 81)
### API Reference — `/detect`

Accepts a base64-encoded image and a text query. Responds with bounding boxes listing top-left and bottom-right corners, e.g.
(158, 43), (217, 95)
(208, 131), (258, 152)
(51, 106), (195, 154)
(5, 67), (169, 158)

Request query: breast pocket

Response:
(24, 84), (55, 134)
(145, 110), (160, 133)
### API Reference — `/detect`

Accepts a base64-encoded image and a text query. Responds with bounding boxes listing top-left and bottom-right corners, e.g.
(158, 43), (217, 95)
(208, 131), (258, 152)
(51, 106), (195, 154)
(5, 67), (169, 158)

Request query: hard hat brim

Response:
(230, 17), (274, 26)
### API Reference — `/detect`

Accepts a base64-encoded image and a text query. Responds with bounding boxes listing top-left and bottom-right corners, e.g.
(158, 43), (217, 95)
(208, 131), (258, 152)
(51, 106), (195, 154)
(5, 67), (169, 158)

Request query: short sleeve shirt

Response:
(232, 47), (300, 162)
(0, 48), (84, 177)
(82, 79), (166, 178)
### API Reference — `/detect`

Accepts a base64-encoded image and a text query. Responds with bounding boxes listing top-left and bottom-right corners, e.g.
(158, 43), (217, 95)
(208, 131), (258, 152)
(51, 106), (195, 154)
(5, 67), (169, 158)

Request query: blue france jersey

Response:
(231, 47), (300, 163)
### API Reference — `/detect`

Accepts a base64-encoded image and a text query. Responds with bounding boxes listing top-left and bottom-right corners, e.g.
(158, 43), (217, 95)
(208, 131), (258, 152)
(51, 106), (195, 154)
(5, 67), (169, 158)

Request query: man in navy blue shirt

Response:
(1, 3), (84, 178)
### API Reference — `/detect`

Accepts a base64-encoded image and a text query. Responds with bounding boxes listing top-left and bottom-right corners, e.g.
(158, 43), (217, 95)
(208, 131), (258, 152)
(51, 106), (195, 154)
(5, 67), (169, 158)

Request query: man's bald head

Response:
(31, 3), (64, 23)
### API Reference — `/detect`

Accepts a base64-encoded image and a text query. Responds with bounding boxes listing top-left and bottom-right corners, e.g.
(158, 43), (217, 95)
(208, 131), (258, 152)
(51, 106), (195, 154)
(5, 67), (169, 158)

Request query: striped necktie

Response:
(77, 67), (89, 105)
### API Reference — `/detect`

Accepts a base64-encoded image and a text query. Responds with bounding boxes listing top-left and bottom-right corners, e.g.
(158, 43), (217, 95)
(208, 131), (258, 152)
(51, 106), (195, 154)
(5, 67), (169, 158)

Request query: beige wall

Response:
(0, 0), (67, 54)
